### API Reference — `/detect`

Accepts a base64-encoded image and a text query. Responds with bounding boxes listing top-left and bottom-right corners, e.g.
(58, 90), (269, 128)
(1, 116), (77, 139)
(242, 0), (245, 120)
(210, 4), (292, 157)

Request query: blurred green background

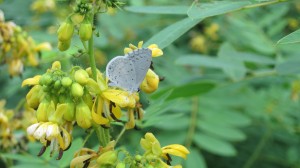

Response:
(1, 0), (300, 168)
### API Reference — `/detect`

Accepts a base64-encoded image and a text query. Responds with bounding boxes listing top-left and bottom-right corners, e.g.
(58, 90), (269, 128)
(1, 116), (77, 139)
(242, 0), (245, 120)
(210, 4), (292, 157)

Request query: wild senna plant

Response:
(22, 0), (189, 167)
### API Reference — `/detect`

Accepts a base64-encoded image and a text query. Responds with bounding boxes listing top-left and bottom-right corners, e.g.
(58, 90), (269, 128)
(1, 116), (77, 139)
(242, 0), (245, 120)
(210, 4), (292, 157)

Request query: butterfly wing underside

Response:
(106, 56), (137, 91)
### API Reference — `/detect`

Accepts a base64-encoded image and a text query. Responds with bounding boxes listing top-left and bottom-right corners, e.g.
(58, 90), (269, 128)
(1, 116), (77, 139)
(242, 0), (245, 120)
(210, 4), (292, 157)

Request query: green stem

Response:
(88, 12), (110, 146)
(115, 126), (126, 146)
(185, 97), (199, 148)
(242, 128), (272, 168)
(82, 129), (94, 147)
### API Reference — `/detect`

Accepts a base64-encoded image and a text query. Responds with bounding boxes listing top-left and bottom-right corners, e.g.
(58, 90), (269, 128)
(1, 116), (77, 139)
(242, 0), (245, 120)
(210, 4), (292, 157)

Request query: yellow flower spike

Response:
(102, 89), (136, 108)
(124, 47), (133, 54)
(140, 69), (159, 93)
(125, 108), (135, 129)
(147, 44), (163, 57)
(51, 61), (61, 70)
(92, 97), (109, 125)
(35, 42), (52, 52)
(70, 155), (93, 168)
(138, 41), (144, 48)
(22, 75), (41, 87)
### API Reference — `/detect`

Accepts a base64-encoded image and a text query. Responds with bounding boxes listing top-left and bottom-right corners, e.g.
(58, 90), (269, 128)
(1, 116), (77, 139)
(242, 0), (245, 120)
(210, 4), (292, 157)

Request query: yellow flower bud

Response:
(71, 13), (85, 24)
(63, 99), (76, 121)
(58, 40), (71, 51)
(57, 20), (74, 42)
(61, 77), (73, 87)
(140, 69), (159, 93)
(51, 61), (61, 70)
(22, 75), (41, 87)
(71, 82), (84, 98)
(36, 99), (50, 122)
(74, 69), (89, 85)
(85, 78), (101, 94)
(79, 19), (92, 41)
(76, 100), (92, 129)
(26, 85), (42, 109)
(96, 151), (118, 166)
(116, 162), (126, 168)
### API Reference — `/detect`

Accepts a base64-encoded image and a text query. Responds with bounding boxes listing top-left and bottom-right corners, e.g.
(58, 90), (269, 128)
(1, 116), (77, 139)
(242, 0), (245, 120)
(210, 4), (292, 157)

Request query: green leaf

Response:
(202, 110), (251, 127)
(187, 1), (251, 19)
(275, 59), (300, 75)
(144, 17), (203, 49)
(185, 148), (207, 168)
(175, 55), (245, 70)
(198, 120), (246, 141)
(277, 29), (300, 44)
(218, 43), (247, 81)
(125, 6), (189, 15)
(151, 81), (215, 100)
(194, 133), (237, 156)
(0, 153), (45, 164)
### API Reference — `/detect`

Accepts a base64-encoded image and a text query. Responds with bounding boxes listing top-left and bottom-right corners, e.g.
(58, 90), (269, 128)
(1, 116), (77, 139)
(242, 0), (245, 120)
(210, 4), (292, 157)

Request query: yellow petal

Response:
(137, 41), (144, 48)
(124, 47), (133, 55)
(22, 75), (41, 87)
(92, 97), (109, 125)
(162, 144), (190, 155)
(70, 155), (93, 168)
(147, 44), (163, 57)
(102, 89), (136, 108)
(35, 42), (52, 51)
(162, 148), (188, 159)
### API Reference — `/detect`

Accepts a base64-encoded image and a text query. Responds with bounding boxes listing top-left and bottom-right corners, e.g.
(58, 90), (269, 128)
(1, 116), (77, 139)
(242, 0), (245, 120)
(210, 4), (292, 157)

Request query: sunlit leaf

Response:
(277, 29), (300, 44)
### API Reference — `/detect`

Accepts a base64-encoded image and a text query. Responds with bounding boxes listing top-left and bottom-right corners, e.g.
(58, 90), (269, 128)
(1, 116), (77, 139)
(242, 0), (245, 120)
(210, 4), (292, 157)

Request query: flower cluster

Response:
(57, 1), (93, 51)
(71, 133), (189, 168)
(31, 0), (56, 13)
(0, 10), (51, 77)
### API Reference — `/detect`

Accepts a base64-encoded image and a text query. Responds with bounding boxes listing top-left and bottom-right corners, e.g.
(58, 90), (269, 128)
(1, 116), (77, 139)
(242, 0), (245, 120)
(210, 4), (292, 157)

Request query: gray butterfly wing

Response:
(126, 48), (152, 90)
(106, 56), (137, 91)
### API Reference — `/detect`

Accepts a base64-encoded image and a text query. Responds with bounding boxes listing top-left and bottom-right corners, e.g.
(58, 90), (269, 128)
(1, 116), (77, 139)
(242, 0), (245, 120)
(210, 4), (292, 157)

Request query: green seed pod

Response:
(57, 20), (74, 42)
(58, 40), (71, 51)
(71, 82), (84, 97)
(74, 69), (89, 85)
(61, 77), (73, 87)
(79, 19), (92, 41)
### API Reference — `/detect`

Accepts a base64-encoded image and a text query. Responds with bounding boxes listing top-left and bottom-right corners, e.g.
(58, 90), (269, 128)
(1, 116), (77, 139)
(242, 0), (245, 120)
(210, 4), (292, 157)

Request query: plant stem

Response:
(88, 12), (110, 147)
(185, 97), (199, 148)
(115, 126), (126, 146)
(242, 128), (272, 168)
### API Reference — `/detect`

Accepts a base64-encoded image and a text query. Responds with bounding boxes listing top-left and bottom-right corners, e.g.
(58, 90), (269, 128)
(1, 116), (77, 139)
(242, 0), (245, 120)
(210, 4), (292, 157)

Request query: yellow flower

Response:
(124, 41), (163, 57)
(27, 122), (72, 159)
(31, 0), (56, 13)
(190, 35), (207, 53)
(140, 132), (190, 167)
(140, 69), (160, 93)
(204, 23), (219, 41)
(7, 59), (24, 77)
